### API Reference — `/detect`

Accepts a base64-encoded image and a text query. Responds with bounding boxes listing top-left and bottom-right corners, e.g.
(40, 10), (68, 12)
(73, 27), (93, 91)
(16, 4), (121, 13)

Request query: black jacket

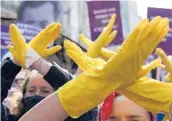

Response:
(1, 58), (97, 121)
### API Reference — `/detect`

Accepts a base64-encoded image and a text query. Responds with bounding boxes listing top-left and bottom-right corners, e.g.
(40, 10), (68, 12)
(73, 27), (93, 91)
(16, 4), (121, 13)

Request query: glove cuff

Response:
(25, 47), (41, 68)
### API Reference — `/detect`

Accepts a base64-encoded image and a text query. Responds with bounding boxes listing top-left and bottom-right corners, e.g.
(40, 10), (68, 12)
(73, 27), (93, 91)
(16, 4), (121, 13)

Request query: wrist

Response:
(25, 47), (41, 68)
(30, 58), (52, 76)
(10, 56), (20, 66)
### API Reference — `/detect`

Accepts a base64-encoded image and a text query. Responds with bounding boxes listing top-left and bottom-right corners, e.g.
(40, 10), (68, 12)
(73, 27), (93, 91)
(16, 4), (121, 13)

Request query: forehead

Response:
(26, 74), (53, 89)
(112, 96), (148, 116)
(22, 2), (55, 22)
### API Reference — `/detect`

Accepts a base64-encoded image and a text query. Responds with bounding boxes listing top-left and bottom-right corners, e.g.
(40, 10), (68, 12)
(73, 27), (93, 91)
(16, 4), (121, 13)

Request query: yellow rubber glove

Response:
(58, 17), (168, 118)
(7, 23), (62, 68)
(29, 23), (62, 58)
(80, 14), (117, 58)
(81, 15), (172, 118)
(118, 77), (172, 118)
(65, 35), (172, 119)
(7, 24), (27, 67)
(156, 48), (172, 83)
(80, 15), (171, 118)
(64, 38), (172, 119)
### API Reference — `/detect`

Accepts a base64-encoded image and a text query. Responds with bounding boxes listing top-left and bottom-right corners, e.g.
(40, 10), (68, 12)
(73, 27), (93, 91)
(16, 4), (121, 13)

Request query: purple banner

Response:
(87, 1), (123, 45)
(148, 7), (172, 55)
(1, 23), (41, 62)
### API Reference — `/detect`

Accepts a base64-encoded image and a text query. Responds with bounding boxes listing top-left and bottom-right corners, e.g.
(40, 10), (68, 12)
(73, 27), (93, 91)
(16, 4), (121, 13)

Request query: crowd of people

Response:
(1, 13), (172, 121)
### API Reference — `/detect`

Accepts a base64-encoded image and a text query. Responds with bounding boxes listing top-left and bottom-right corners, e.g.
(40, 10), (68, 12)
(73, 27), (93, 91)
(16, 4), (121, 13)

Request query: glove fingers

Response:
(153, 18), (169, 37)
(139, 17), (161, 41)
(46, 23), (62, 43)
(103, 19), (149, 72)
(91, 14), (116, 55)
(105, 30), (117, 46)
(156, 48), (172, 74)
(45, 23), (57, 31)
(7, 45), (14, 54)
(121, 19), (147, 49)
(79, 34), (92, 48)
(137, 58), (161, 78)
(64, 40), (87, 70)
(9, 24), (26, 48)
(130, 19), (149, 43)
(46, 45), (62, 55)
(105, 14), (116, 34)
(64, 39), (83, 54)
(33, 23), (60, 45)
(150, 18), (169, 47)
(144, 58), (161, 72)
(154, 24), (169, 47)
(139, 20), (168, 62)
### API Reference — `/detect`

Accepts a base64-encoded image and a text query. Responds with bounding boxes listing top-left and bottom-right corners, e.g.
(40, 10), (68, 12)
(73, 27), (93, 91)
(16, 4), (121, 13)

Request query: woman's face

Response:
(107, 95), (151, 121)
(25, 74), (54, 98)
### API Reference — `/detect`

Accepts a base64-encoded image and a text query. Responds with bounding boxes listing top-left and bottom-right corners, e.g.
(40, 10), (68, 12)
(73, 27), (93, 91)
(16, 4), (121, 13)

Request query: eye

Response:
(28, 89), (35, 94)
(42, 90), (50, 93)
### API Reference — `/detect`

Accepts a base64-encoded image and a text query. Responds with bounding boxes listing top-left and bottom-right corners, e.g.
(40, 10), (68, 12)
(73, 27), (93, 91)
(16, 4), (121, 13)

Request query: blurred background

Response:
(1, 0), (172, 116)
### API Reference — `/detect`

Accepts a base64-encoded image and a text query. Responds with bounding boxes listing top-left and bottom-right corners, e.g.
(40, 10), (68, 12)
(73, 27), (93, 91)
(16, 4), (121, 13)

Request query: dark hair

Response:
(17, 1), (60, 21)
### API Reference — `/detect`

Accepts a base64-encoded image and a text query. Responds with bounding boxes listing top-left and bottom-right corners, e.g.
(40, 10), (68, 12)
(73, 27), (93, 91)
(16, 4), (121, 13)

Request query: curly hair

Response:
(14, 70), (38, 118)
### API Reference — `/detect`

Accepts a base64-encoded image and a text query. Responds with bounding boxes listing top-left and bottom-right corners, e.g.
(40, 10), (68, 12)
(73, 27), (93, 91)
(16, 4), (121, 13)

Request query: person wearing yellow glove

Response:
(60, 16), (169, 117)
(17, 16), (168, 121)
(65, 19), (172, 120)
(7, 23), (62, 68)
(64, 35), (172, 116)
(156, 48), (172, 83)
(65, 38), (172, 120)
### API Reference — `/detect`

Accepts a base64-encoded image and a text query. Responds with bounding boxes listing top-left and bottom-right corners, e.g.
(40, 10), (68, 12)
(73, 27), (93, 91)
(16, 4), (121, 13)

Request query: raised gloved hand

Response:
(7, 23), (61, 68)
(64, 39), (172, 119)
(84, 14), (117, 58)
(79, 14), (117, 60)
(58, 16), (168, 118)
(75, 18), (172, 119)
(7, 24), (28, 67)
(156, 48), (172, 83)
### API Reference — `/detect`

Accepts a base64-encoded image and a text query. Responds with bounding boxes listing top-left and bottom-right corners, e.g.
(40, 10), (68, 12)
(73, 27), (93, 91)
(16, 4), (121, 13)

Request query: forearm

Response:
(118, 77), (172, 115)
(30, 58), (52, 76)
(19, 92), (68, 121)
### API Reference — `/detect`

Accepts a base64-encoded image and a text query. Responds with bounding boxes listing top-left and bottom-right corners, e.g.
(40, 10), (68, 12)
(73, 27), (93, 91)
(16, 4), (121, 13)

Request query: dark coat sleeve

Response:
(1, 57), (21, 102)
(43, 65), (73, 90)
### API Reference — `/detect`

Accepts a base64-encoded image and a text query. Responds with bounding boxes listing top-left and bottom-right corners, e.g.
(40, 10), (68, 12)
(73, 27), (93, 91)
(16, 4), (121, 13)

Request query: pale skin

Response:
(25, 73), (54, 98)
(108, 95), (151, 121)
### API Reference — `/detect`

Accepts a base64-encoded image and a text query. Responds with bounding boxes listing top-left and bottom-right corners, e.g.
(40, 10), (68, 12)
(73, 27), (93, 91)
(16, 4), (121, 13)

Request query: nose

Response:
(35, 89), (41, 96)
